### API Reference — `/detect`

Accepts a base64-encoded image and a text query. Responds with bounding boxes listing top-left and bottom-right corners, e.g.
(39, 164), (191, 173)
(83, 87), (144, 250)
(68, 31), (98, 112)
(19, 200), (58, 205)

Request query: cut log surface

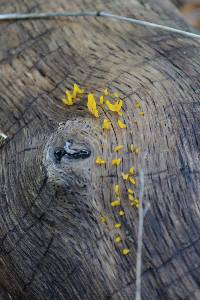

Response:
(0, 0), (200, 299)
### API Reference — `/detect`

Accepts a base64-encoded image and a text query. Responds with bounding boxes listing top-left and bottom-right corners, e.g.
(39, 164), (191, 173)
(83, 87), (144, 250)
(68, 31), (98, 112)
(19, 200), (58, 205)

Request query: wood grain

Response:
(0, 0), (200, 299)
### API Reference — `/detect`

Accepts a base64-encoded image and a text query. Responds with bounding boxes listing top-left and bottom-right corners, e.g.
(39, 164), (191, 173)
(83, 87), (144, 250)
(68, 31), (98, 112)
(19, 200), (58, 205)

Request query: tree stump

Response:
(0, 0), (200, 299)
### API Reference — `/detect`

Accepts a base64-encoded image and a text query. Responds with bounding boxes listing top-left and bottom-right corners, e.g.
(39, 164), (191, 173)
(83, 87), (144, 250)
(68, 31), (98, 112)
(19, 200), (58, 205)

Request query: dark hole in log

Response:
(54, 148), (66, 162)
(54, 140), (91, 162)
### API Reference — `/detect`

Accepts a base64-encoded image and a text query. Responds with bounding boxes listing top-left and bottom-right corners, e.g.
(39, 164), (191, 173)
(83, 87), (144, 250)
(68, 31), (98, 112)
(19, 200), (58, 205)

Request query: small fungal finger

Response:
(112, 158), (121, 166)
(96, 156), (106, 165)
(114, 223), (122, 229)
(122, 248), (130, 255)
(111, 200), (121, 207)
(113, 145), (124, 152)
(118, 119), (127, 129)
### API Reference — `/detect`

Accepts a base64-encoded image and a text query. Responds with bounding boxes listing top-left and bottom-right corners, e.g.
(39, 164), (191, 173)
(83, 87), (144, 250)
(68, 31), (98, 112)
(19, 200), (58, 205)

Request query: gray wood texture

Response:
(0, 0), (200, 299)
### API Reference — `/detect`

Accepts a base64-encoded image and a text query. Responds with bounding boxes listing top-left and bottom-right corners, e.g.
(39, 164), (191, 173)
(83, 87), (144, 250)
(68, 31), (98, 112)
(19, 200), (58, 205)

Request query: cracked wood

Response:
(0, 0), (200, 299)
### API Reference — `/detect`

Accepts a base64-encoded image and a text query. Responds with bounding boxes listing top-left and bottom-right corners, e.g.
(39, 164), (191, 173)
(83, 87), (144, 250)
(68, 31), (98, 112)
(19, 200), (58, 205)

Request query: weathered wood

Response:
(0, 0), (200, 299)
(0, 286), (11, 300)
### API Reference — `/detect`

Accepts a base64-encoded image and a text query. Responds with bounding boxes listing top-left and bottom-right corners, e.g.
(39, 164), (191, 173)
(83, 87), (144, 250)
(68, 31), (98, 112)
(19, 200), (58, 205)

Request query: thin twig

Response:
(0, 11), (199, 39)
(101, 12), (200, 39)
(135, 154), (150, 300)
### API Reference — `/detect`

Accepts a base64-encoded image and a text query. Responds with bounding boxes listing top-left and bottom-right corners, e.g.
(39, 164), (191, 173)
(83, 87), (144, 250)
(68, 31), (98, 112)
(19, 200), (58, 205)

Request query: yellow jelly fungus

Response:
(113, 145), (124, 152)
(111, 200), (121, 207)
(135, 147), (139, 156)
(87, 93), (99, 118)
(139, 111), (145, 116)
(134, 199), (140, 205)
(100, 216), (107, 223)
(100, 95), (104, 105)
(128, 194), (135, 201)
(104, 88), (109, 96)
(106, 99), (122, 113)
(128, 188), (135, 195)
(111, 158), (121, 166)
(135, 100), (142, 109)
(129, 176), (137, 185)
(121, 172), (129, 180)
(102, 119), (111, 130)
(122, 248), (130, 255)
(62, 90), (74, 106)
(118, 119), (127, 129)
(131, 199), (140, 208)
(130, 144), (134, 153)
(114, 235), (122, 243)
(129, 166), (135, 175)
(62, 97), (72, 106)
(118, 210), (125, 216)
(96, 156), (106, 165)
(114, 184), (120, 195)
(72, 83), (84, 99)
(114, 223), (122, 229)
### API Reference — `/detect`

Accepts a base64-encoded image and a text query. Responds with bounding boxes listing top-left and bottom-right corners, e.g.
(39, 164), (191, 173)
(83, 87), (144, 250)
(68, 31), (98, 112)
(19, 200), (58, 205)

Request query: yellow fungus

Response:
(87, 93), (99, 118)
(102, 119), (111, 130)
(104, 88), (109, 96)
(139, 111), (145, 116)
(106, 99), (122, 113)
(62, 84), (84, 107)
(128, 188), (135, 195)
(130, 145), (139, 155)
(96, 156), (106, 165)
(130, 144), (134, 153)
(113, 145), (124, 152)
(128, 194), (135, 201)
(100, 95), (104, 105)
(129, 176), (137, 185)
(129, 166), (135, 175)
(121, 172), (129, 180)
(112, 158), (121, 166)
(114, 235), (122, 243)
(62, 97), (72, 106)
(114, 184), (120, 195)
(135, 100), (142, 109)
(114, 223), (122, 229)
(118, 210), (125, 216)
(72, 83), (84, 99)
(122, 248), (130, 255)
(131, 199), (140, 208)
(135, 147), (139, 156)
(62, 90), (74, 106)
(111, 200), (121, 207)
(100, 216), (107, 223)
(118, 119), (127, 129)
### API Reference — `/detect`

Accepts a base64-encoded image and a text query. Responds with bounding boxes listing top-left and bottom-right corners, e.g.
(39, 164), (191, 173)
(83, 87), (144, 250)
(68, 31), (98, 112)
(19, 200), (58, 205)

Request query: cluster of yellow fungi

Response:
(62, 84), (144, 127)
(101, 144), (141, 256)
(62, 84), (145, 256)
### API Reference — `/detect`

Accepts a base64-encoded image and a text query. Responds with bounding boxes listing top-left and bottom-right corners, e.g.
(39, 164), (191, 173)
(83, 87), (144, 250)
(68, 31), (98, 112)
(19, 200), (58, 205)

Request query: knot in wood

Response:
(54, 139), (91, 162)
(43, 120), (95, 191)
